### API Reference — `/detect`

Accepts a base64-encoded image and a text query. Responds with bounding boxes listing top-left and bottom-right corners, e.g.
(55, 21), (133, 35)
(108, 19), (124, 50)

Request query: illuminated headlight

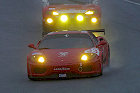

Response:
(60, 15), (68, 22)
(38, 56), (45, 63)
(91, 17), (97, 23)
(53, 11), (59, 15)
(81, 55), (88, 61)
(46, 18), (53, 24)
(85, 11), (94, 15)
(77, 15), (84, 21)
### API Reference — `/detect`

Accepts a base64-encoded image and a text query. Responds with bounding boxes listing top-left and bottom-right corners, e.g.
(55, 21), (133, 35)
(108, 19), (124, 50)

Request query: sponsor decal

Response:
(84, 47), (99, 56)
(58, 52), (69, 57)
(57, 10), (87, 13)
(54, 67), (70, 71)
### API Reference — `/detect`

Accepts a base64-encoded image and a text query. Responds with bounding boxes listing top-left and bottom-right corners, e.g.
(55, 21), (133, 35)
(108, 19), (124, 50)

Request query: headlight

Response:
(77, 15), (84, 21)
(31, 55), (45, 63)
(46, 18), (53, 24)
(81, 53), (96, 61)
(85, 11), (94, 15)
(53, 11), (59, 15)
(81, 55), (88, 61)
(38, 56), (45, 63)
(91, 17), (97, 23)
(60, 15), (68, 22)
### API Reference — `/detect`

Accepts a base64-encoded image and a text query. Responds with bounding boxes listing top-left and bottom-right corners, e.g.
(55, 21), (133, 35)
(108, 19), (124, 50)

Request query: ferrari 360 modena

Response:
(42, 0), (101, 35)
(27, 29), (110, 80)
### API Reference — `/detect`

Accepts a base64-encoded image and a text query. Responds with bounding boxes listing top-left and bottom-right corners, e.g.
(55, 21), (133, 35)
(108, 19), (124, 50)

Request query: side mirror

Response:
(97, 41), (106, 47)
(28, 44), (36, 49)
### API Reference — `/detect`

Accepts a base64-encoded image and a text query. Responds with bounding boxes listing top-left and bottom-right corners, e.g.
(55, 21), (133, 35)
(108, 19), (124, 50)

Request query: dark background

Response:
(0, 0), (140, 93)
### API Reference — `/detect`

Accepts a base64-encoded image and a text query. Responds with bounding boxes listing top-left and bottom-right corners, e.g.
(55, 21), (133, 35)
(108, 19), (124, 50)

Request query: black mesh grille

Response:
(81, 64), (93, 72)
(34, 67), (47, 74)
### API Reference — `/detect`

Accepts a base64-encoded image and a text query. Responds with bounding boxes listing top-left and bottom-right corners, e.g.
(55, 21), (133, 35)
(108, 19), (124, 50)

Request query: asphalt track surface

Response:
(0, 0), (140, 93)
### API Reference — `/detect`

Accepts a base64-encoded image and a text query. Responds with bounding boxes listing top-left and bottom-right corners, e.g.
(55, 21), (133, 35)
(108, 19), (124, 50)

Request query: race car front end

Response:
(42, 5), (101, 34)
(27, 48), (102, 80)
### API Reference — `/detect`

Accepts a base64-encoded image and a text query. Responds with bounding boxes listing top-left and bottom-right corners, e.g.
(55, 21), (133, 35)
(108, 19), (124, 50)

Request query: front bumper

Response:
(27, 61), (101, 79)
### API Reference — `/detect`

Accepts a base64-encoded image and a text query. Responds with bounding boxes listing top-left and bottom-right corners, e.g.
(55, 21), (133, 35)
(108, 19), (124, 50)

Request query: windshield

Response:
(48, 0), (92, 5)
(39, 34), (94, 49)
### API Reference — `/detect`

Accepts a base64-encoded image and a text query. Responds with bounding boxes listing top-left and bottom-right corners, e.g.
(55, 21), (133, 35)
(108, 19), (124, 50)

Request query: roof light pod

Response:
(85, 11), (94, 15)
(53, 11), (59, 15)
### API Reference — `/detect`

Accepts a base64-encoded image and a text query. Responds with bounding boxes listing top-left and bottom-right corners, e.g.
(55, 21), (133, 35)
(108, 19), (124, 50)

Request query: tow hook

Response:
(78, 63), (83, 72)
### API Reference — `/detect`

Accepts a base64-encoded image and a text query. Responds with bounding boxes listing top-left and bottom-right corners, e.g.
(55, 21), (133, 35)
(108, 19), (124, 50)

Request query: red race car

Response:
(27, 29), (110, 80)
(42, 0), (101, 35)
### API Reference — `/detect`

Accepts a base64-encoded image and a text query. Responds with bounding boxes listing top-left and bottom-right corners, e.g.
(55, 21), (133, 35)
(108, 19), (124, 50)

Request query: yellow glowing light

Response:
(53, 11), (59, 15)
(60, 15), (68, 22)
(38, 56), (45, 63)
(77, 15), (84, 21)
(91, 18), (97, 23)
(46, 18), (53, 24)
(85, 11), (94, 15)
(81, 55), (88, 61)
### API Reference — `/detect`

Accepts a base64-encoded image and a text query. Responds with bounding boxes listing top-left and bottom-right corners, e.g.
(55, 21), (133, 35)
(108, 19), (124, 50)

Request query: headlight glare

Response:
(38, 56), (45, 63)
(81, 55), (88, 61)
(46, 18), (53, 24)
(60, 15), (68, 22)
(77, 15), (84, 21)
(91, 17), (97, 23)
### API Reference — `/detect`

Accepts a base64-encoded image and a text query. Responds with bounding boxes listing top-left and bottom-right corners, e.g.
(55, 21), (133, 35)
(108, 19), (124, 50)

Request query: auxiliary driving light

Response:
(91, 17), (97, 23)
(38, 56), (45, 63)
(85, 11), (94, 15)
(46, 18), (53, 24)
(81, 55), (88, 61)
(60, 15), (68, 22)
(77, 15), (84, 21)
(53, 11), (59, 15)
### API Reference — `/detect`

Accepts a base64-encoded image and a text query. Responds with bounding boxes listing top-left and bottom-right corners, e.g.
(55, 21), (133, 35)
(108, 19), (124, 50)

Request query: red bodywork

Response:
(27, 31), (109, 79)
(42, 4), (101, 33)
